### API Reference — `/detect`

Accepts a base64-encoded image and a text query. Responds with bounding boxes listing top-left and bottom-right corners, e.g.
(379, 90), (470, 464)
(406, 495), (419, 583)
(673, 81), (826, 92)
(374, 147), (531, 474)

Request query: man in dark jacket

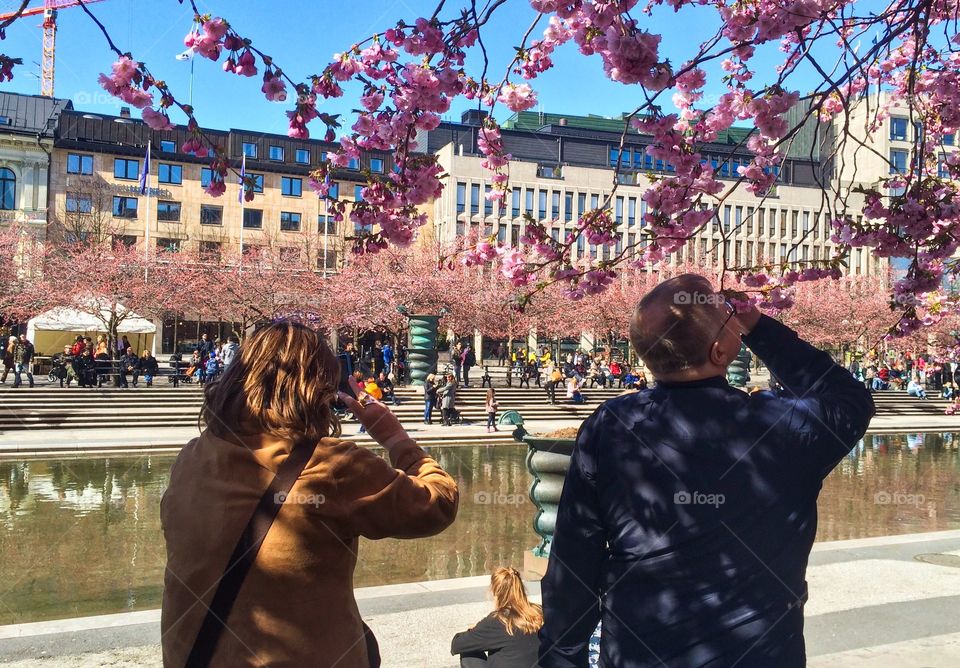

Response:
(12, 334), (35, 388)
(119, 347), (141, 388)
(539, 273), (874, 667)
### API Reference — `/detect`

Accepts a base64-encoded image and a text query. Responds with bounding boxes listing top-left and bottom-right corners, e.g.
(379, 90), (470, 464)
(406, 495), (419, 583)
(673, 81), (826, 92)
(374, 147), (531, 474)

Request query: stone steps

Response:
(0, 384), (951, 431)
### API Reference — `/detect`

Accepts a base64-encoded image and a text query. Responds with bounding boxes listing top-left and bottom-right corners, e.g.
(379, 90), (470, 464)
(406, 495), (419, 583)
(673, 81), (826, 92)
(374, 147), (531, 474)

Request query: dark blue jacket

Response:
(539, 315), (874, 667)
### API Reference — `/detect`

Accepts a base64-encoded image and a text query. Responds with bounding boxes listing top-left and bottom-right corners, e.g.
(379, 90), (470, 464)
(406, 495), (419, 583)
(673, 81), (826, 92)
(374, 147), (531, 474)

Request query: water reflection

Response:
(0, 434), (958, 624)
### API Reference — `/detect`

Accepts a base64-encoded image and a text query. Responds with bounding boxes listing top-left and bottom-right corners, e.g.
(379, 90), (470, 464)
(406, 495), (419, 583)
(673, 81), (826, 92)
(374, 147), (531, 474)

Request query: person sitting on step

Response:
(451, 567), (541, 667)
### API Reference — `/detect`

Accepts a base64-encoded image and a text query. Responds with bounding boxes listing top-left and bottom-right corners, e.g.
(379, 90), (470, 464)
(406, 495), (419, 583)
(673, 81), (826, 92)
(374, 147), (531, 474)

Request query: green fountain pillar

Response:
(403, 312), (440, 386)
(727, 342), (752, 388)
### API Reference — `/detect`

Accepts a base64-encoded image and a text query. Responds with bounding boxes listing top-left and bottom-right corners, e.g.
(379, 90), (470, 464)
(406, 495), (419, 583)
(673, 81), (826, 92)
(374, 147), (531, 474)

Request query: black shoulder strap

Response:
(185, 442), (315, 667)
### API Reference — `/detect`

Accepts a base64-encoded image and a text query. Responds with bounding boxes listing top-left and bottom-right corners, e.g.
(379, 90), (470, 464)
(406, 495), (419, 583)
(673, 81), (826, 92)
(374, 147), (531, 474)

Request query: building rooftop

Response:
(502, 110), (755, 145)
(0, 92), (73, 137)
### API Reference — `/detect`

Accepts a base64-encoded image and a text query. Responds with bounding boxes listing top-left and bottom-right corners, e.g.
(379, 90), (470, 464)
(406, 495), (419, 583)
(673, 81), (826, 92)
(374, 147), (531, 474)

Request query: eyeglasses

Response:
(713, 299), (737, 342)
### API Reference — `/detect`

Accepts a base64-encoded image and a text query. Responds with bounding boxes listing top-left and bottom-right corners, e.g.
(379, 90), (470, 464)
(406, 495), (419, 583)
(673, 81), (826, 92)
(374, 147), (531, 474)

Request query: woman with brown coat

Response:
(160, 321), (459, 667)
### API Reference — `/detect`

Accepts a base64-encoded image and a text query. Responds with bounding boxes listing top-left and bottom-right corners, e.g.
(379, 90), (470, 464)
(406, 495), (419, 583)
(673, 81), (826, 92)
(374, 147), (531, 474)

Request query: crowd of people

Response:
(848, 351), (960, 400)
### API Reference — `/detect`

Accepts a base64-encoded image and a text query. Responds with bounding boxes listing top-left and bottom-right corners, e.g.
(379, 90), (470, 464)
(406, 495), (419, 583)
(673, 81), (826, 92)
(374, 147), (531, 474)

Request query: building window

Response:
(243, 209), (263, 229)
(370, 158), (385, 173)
(157, 237), (181, 253)
(248, 173), (264, 193)
(200, 205), (223, 225)
(281, 176), (302, 197)
(0, 167), (16, 210)
(456, 182), (466, 213)
(317, 249), (337, 271)
(67, 153), (93, 175)
(279, 247), (300, 263)
(199, 240), (221, 262)
(802, 211), (810, 233)
(200, 167), (213, 187)
(318, 215), (337, 234)
(158, 163), (182, 185)
(628, 198), (636, 226)
(889, 149), (908, 174)
(159, 140), (176, 153)
(242, 142), (258, 158)
(295, 149), (310, 164)
(889, 117), (908, 141)
(943, 134), (955, 146)
(113, 158), (139, 180)
(791, 210), (798, 237)
(564, 192), (573, 222)
(551, 191), (560, 220)
(577, 193), (586, 217)
(525, 188), (534, 214)
(324, 182), (339, 199)
(538, 190), (547, 219)
(615, 196), (624, 224)
(65, 192), (92, 214)
(354, 184), (364, 201)
(347, 157), (360, 170)
(512, 188), (521, 218)
(280, 211), (301, 231)
(590, 193), (600, 210)
(269, 145), (284, 161)
(497, 224), (506, 243)
(470, 183), (481, 215)
(112, 196), (138, 218)
(723, 205), (731, 232)
(484, 185), (493, 216)
(113, 234), (137, 248)
(157, 200), (181, 222)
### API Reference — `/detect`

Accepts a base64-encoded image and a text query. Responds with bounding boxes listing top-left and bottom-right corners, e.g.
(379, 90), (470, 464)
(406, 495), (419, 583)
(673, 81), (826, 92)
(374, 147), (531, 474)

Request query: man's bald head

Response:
(629, 274), (726, 376)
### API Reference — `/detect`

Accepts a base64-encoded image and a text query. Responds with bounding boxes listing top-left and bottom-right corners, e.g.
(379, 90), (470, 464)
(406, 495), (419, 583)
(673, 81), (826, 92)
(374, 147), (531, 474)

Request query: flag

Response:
(139, 141), (151, 195)
(238, 153), (247, 203)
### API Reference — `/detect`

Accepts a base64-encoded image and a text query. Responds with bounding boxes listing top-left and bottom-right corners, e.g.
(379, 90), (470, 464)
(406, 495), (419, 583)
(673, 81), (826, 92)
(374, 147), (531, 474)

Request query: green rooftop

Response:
(502, 111), (755, 145)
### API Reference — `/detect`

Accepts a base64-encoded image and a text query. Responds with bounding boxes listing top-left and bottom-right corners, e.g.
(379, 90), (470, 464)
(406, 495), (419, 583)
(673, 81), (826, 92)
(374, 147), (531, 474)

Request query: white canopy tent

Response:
(26, 304), (157, 356)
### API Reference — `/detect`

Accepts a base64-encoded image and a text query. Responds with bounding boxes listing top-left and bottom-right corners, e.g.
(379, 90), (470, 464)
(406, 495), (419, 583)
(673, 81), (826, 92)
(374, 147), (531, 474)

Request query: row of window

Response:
(888, 148), (955, 177)
(78, 193), (339, 234)
(607, 149), (780, 181)
(889, 117), (955, 145)
(69, 154), (368, 199)
(454, 182), (826, 241)
(178, 239), (338, 270)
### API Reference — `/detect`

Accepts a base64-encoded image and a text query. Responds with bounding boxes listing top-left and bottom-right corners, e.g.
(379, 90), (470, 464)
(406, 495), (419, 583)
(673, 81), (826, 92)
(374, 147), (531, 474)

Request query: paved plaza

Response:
(1, 531), (959, 666)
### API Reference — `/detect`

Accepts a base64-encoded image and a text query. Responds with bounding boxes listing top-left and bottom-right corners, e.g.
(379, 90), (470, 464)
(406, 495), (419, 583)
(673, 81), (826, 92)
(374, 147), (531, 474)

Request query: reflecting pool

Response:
(0, 433), (958, 625)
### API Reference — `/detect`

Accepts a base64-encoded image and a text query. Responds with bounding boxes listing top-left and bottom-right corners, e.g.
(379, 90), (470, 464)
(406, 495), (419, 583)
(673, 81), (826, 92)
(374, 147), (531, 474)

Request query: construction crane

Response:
(0, 0), (108, 97)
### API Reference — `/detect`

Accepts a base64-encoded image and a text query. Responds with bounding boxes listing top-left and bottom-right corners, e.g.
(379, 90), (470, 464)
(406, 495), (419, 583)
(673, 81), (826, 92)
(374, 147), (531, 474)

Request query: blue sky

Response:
(0, 0), (830, 135)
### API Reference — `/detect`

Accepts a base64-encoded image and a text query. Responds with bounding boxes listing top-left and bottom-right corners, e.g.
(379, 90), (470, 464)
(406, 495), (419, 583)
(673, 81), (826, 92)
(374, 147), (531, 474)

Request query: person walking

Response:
(12, 334), (34, 388)
(0, 335), (13, 384)
(382, 341), (394, 377)
(196, 333), (213, 364)
(539, 274), (874, 667)
(451, 567), (542, 667)
(439, 373), (458, 426)
(462, 344), (476, 388)
(220, 336), (240, 368)
(423, 373), (438, 424)
(451, 341), (463, 383)
(161, 321), (459, 667)
(496, 342), (507, 366)
(485, 388), (499, 433)
(545, 366), (562, 404)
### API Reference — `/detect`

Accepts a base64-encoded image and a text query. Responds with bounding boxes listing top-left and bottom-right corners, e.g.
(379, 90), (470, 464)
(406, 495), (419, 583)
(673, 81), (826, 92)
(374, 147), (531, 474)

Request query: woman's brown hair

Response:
(491, 567), (543, 635)
(200, 321), (341, 443)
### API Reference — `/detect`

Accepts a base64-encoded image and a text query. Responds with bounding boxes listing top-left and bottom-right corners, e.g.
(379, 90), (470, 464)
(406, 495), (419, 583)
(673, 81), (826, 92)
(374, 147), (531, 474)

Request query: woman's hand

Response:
(339, 391), (412, 450)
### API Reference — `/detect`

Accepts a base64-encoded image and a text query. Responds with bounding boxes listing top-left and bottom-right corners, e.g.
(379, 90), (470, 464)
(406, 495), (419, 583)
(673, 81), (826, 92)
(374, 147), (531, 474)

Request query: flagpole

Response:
(238, 153), (246, 274)
(322, 196), (329, 278)
(142, 140), (152, 280)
